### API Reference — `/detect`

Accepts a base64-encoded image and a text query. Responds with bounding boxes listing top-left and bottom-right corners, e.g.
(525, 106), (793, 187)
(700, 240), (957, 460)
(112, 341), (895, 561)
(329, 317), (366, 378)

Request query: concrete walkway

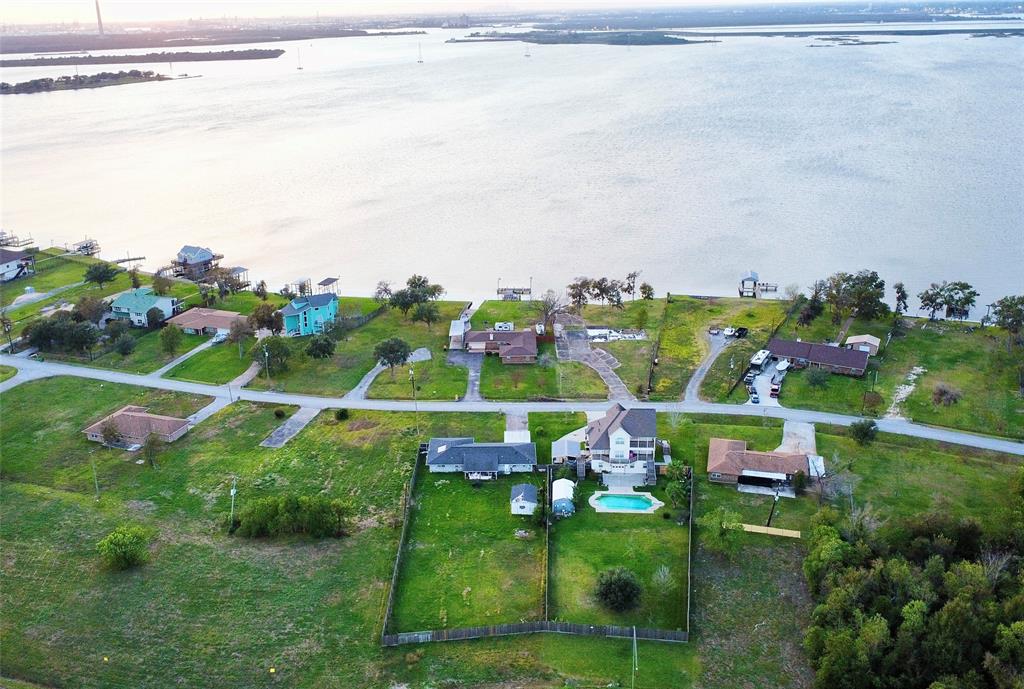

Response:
(557, 328), (634, 401)
(229, 361), (263, 387)
(188, 397), (232, 425)
(150, 339), (215, 378)
(684, 332), (730, 402)
(1, 354), (1022, 456)
(447, 350), (482, 401)
(1, 280), (84, 314)
(343, 347), (431, 401)
(260, 407), (321, 448)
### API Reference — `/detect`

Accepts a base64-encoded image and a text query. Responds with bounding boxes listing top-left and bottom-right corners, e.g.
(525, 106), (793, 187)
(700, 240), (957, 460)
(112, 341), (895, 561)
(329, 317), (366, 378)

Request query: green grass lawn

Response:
(470, 300), (538, 329)
(479, 343), (607, 400)
(583, 298), (667, 399)
(528, 412), (588, 463)
(694, 298), (791, 402)
(165, 336), (256, 384)
(247, 302), (465, 397)
(43, 329), (208, 375)
(0, 249), (94, 307)
(0, 365), (16, 382)
(548, 480), (688, 629)
(366, 354), (468, 401)
(769, 312), (1024, 439)
(392, 473), (546, 630)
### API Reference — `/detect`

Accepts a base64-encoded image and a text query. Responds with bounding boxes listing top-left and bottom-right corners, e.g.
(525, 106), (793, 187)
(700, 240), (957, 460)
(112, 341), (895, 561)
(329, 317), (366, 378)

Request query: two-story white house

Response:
(109, 287), (178, 328)
(585, 404), (657, 486)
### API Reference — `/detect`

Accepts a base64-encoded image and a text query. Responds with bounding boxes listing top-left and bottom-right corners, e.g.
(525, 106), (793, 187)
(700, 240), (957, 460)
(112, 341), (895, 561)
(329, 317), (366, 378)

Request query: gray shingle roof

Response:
(586, 404), (657, 450)
(511, 484), (538, 504)
(176, 245), (214, 265)
(426, 437), (537, 471)
(279, 293), (337, 316)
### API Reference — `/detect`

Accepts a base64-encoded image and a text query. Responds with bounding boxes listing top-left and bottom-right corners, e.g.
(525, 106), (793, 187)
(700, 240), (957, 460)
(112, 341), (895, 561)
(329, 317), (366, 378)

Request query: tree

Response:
(251, 336), (292, 374)
(73, 295), (106, 324)
(807, 368), (831, 388)
(151, 274), (173, 296)
(0, 315), (13, 350)
(84, 262), (121, 289)
(533, 290), (565, 329)
(411, 302), (440, 330)
(825, 271), (853, 324)
(624, 270), (640, 301)
(389, 288), (419, 316)
(696, 506), (744, 557)
(848, 270), (888, 320)
(98, 419), (122, 446)
(159, 325), (182, 355)
(374, 338), (411, 379)
(849, 419), (878, 446)
(594, 567), (642, 612)
(639, 282), (655, 300)
(919, 282), (949, 320)
(894, 282), (909, 316)
(992, 295), (1024, 351)
(666, 480), (688, 508)
(96, 525), (149, 570)
(113, 333), (136, 356)
(373, 280), (392, 305)
(943, 281), (978, 320)
(305, 334), (335, 359)
(128, 267), (141, 289)
(793, 470), (808, 495)
(141, 433), (162, 468)
(567, 277), (591, 312)
(785, 283), (802, 302)
(634, 305), (649, 331)
(145, 306), (166, 329)
(248, 303), (283, 334)
(253, 280), (268, 301)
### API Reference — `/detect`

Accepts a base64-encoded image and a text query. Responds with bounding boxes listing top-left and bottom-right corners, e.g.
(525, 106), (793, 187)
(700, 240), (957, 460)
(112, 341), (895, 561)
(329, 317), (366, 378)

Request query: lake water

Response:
(2, 28), (1022, 307)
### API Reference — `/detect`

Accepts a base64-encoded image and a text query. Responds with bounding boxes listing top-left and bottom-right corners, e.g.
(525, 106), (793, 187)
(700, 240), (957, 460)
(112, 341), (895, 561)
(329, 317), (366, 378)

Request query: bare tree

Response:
(784, 283), (802, 302)
(533, 290), (565, 329)
(980, 549), (1012, 585)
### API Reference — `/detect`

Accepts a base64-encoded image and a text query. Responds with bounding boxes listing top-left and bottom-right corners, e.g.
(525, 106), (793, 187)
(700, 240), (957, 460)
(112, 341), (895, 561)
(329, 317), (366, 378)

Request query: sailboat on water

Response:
(417, 43), (424, 64)
(297, 48), (304, 70)
(524, 43), (531, 58)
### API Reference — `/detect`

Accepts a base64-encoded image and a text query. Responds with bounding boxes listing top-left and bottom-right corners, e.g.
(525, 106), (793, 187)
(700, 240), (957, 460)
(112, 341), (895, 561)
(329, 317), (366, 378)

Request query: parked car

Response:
(735, 327), (749, 338)
(211, 332), (228, 344)
(749, 392), (760, 404)
(723, 327), (736, 337)
(708, 327), (721, 335)
(743, 371), (756, 384)
(770, 382), (781, 398)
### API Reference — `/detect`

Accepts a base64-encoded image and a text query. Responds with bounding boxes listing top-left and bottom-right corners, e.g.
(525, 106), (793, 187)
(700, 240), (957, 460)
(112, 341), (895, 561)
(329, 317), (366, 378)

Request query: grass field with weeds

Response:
(528, 412), (588, 463)
(367, 354), (468, 400)
(0, 365), (16, 382)
(392, 474), (546, 631)
(479, 343), (607, 400)
(165, 336), (257, 384)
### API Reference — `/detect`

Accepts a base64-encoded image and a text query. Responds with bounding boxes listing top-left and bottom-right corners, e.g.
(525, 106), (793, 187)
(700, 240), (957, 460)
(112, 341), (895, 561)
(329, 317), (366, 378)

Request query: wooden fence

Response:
(382, 621), (688, 647)
(379, 444), (426, 641)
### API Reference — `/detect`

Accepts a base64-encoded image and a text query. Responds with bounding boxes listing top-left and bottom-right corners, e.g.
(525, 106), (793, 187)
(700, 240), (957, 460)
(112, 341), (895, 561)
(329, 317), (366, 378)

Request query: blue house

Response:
(280, 294), (338, 336)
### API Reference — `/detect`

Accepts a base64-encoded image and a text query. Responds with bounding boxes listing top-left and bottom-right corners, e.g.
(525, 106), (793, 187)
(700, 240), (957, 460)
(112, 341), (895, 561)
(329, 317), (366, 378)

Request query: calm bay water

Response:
(2, 28), (1022, 305)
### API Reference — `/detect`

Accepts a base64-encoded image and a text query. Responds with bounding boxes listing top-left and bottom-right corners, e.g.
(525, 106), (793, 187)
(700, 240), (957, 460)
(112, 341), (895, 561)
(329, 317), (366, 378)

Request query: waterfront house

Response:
(463, 329), (538, 364)
(83, 405), (189, 448)
(552, 478), (576, 516)
(172, 245), (222, 281)
(426, 437), (537, 480)
(0, 248), (34, 282)
(510, 484), (538, 515)
(845, 334), (881, 356)
(109, 287), (177, 328)
(166, 307), (247, 335)
(585, 404), (657, 486)
(767, 338), (868, 377)
(280, 293), (338, 337)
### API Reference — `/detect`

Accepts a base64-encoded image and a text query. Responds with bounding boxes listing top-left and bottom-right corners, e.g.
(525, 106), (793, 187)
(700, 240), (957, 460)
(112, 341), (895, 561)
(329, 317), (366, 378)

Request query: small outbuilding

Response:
(552, 478), (576, 516)
(845, 334), (881, 356)
(510, 484), (538, 515)
(551, 437), (582, 463)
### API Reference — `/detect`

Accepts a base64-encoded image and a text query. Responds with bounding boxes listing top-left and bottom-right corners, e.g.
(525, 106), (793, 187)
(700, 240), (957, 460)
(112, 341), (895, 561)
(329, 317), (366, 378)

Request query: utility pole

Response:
(262, 344), (270, 382)
(766, 490), (780, 526)
(631, 625), (639, 689)
(229, 476), (237, 527)
(409, 366), (419, 437)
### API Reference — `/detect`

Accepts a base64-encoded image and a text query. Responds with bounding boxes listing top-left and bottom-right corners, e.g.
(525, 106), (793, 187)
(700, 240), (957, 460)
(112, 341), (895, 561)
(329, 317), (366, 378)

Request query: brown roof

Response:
(83, 405), (189, 441)
(465, 329), (537, 358)
(707, 438), (808, 477)
(767, 338), (868, 371)
(0, 248), (30, 263)
(166, 307), (246, 331)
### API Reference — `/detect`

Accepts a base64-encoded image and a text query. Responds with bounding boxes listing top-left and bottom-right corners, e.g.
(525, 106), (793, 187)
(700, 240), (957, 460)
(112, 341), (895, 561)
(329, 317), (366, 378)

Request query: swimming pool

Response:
(589, 491), (664, 514)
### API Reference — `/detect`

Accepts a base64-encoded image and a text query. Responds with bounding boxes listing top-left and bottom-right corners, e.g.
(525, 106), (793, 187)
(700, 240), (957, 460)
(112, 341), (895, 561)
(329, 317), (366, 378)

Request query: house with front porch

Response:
(280, 293), (338, 336)
(426, 437), (537, 480)
(584, 404), (657, 486)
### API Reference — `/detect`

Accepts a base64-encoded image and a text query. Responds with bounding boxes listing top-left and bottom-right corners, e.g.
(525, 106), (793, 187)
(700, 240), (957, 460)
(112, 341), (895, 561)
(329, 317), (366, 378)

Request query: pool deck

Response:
(589, 487), (665, 514)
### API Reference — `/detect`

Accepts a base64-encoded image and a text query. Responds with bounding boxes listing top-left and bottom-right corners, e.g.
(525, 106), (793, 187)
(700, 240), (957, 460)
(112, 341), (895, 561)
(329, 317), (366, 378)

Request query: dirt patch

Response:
(887, 366), (926, 418)
(347, 419), (380, 432)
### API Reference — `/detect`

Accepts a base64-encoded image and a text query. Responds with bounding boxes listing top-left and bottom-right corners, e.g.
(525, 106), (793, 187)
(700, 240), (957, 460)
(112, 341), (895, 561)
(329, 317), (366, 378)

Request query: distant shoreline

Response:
(0, 49), (284, 68)
(0, 70), (180, 95)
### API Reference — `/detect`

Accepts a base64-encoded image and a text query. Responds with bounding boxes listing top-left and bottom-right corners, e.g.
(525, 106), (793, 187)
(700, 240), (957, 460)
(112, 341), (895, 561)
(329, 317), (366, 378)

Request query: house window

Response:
(710, 472), (721, 479)
(615, 437), (625, 445)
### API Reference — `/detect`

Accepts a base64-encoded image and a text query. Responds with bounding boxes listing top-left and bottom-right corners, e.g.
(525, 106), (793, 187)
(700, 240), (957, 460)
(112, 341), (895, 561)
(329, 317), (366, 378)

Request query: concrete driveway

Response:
(447, 350), (482, 401)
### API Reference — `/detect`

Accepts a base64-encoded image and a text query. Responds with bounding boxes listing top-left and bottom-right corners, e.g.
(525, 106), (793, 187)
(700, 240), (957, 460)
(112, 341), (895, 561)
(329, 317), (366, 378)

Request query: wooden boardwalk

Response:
(741, 523), (802, 539)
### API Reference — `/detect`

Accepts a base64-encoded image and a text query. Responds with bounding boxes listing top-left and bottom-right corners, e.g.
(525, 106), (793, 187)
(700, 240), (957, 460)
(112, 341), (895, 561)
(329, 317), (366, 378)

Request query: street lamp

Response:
(2, 317), (12, 352)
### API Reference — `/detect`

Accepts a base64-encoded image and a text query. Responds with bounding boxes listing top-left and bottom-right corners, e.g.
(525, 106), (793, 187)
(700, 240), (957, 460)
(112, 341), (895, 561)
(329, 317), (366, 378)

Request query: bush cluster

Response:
(235, 494), (350, 538)
(96, 524), (150, 570)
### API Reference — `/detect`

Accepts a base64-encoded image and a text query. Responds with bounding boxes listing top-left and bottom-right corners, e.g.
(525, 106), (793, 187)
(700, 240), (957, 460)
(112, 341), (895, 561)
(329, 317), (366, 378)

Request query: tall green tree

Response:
(159, 325), (182, 355)
(374, 337), (411, 379)
(251, 335), (292, 374)
(84, 262), (121, 289)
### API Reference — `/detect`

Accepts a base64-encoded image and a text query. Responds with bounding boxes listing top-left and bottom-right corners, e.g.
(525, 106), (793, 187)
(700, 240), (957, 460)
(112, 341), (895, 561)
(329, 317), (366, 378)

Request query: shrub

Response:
(595, 567), (642, 612)
(806, 368), (830, 389)
(97, 525), (150, 570)
(849, 419), (878, 446)
(235, 494), (350, 538)
(113, 333), (136, 356)
(793, 470), (808, 495)
(334, 408), (349, 422)
(696, 506), (744, 557)
(932, 383), (963, 406)
(273, 408), (286, 419)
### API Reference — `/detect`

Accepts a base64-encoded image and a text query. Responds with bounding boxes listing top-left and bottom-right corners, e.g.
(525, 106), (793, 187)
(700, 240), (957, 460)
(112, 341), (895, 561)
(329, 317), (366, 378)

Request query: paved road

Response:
(1, 354), (1022, 456)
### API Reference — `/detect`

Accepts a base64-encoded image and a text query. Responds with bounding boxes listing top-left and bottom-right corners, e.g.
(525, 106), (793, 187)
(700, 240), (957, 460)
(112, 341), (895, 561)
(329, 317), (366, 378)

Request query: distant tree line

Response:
(566, 271), (654, 312)
(1, 70), (164, 94)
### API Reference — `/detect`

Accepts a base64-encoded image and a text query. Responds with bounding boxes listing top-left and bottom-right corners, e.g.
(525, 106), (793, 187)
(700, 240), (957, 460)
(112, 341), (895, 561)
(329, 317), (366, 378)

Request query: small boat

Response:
(417, 43), (424, 64)
(297, 48), (304, 70)
(524, 43), (531, 58)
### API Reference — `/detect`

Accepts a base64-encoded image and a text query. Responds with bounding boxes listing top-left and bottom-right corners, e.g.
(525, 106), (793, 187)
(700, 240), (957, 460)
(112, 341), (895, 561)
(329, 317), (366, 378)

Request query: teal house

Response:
(280, 294), (338, 336)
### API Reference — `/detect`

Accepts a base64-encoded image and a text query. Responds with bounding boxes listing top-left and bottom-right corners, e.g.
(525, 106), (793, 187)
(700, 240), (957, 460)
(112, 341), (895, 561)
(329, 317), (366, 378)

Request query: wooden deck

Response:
(741, 523), (801, 539)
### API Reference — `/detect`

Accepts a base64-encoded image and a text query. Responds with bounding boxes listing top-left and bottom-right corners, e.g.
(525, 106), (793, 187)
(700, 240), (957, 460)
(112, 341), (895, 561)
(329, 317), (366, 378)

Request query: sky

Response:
(1, 0), (824, 25)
